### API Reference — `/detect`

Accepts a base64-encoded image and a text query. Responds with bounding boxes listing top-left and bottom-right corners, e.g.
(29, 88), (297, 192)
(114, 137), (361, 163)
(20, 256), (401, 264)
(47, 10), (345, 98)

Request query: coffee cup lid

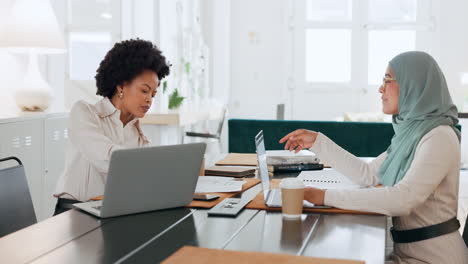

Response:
(280, 177), (305, 189)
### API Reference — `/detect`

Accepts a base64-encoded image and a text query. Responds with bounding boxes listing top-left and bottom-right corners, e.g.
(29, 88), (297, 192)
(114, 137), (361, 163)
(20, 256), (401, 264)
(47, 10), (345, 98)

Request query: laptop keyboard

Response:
(267, 189), (282, 207)
(92, 206), (102, 211)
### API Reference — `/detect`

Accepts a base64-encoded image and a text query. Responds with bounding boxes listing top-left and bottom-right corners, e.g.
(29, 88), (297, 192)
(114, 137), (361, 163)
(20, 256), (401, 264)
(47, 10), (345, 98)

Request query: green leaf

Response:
(168, 89), (185, 109)
(184, 62), (191, 74)
(162, 80), (167, 93)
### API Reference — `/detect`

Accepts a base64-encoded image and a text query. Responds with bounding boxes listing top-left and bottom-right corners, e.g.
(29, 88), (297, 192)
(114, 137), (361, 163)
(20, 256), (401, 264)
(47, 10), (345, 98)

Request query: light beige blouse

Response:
(54, 98), (150, 201)
(311, 126), (468, 264)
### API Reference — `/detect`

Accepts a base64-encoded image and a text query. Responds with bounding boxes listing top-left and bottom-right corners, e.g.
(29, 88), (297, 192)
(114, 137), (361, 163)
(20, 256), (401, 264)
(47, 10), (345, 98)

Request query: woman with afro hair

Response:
(53, 39), (170, 215)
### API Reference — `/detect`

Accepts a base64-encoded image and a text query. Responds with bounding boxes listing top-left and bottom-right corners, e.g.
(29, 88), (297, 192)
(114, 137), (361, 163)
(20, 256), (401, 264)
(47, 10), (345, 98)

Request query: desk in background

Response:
(140, 108), (224, 146)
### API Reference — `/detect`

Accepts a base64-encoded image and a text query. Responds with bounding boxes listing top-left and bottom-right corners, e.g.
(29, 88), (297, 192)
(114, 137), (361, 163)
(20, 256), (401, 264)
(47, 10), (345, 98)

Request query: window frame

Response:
(290, 0), (435, 94)
(64, 0), (121, 102)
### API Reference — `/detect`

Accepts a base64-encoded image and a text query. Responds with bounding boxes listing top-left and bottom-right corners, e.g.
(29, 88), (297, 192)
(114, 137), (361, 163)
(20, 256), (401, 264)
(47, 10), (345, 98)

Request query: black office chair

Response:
(0, 157), (37, 237)
(463, 213), (468, 247)
(183, 108), (227, 152)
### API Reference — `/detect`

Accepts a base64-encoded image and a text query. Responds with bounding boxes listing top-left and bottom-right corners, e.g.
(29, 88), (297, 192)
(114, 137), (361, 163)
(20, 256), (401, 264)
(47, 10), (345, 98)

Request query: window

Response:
(304, 0), (352, 83)
(305, 29), (351, 82)
(65, 0), (121, 102)
(293, 0), (432, 89)
(284, 0), (436, 119)
(69, 32), (112, 81)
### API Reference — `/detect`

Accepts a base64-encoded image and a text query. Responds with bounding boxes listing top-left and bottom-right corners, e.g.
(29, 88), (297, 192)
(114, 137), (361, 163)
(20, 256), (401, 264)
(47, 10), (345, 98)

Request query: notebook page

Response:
(297, 169), (362, 189)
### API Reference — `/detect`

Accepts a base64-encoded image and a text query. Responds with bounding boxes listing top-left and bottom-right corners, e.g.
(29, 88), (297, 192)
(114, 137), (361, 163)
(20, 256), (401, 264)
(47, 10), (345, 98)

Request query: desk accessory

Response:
(0, 0), (66, 111)
(279, 178), (304, 218)
(207, 197), (254, 217)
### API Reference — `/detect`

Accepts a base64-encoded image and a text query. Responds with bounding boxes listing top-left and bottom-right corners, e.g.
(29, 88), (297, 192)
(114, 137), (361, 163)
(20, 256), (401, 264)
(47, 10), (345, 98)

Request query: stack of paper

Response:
(266, 150), (320, 165)
(265, 150), (322, 172)
(195, 176), (246, 193)
(215, 153), (257, 166)
(204, 166), (256, 177)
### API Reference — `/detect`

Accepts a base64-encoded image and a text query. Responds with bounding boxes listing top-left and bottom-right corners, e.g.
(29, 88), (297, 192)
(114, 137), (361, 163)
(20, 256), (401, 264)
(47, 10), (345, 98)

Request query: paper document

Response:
(195, 176), (246, 193)
(298, 169), (362, 189)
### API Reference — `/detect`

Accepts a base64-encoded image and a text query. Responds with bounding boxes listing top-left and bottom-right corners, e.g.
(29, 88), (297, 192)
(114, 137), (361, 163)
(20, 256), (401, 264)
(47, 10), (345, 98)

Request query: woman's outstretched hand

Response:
(304, 186), (325, 206)
(279, 129), (318, 153)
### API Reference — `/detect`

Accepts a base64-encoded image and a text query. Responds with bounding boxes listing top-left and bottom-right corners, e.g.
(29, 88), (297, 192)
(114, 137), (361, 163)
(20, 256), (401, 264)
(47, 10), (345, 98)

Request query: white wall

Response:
(228, 0), (468, 120)
(0, 0), (21, 114)
(3, 0), (468, 118)
(229, 0), (286, 119)
(437, 0), (468, 110)
(201, 0), (230, 103)
(425, 0), (468, 164)
(47, 0), (66, 113)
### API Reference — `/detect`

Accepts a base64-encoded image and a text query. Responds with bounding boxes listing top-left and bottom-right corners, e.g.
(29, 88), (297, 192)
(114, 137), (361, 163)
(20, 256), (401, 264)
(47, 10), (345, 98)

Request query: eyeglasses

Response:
(382, 76), (397, 85)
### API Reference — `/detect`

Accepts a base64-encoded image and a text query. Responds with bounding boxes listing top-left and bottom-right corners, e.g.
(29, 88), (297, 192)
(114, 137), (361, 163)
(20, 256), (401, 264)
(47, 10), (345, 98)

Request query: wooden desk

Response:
(0, 182), (386, 264)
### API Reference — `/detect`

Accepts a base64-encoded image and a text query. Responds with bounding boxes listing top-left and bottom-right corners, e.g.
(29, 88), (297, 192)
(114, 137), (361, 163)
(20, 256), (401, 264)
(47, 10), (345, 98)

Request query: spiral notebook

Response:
(297, 169), (363, 189)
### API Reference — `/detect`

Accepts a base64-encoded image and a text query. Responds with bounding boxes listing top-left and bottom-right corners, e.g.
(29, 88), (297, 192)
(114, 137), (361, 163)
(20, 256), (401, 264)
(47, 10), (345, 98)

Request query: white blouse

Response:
(54, 98), (150, 201)
(310, 125), (468, 264)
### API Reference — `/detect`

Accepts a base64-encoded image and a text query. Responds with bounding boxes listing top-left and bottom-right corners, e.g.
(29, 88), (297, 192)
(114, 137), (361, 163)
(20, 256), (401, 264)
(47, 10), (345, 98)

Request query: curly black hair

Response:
(95, 39), (170, 98)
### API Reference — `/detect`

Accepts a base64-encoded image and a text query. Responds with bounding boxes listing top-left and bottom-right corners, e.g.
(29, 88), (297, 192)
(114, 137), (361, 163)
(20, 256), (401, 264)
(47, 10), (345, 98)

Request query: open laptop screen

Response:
(254, 130), (271, 200)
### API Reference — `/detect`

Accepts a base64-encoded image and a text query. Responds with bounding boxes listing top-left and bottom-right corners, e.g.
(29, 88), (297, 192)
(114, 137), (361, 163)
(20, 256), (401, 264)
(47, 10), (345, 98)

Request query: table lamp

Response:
(0, 0), (66, 111)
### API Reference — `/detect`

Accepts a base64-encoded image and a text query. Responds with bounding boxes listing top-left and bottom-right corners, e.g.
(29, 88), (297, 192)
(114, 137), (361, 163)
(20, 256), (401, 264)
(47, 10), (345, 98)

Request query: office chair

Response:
(0, 156), (37, 237)
(458, 112), (468, 246)
(463, 213), (468, 247)
(183, 107), (227, 153)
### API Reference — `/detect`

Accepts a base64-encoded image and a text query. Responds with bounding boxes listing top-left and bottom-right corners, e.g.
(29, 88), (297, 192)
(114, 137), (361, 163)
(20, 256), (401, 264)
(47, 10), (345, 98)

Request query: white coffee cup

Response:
(280, 178), (305, 218)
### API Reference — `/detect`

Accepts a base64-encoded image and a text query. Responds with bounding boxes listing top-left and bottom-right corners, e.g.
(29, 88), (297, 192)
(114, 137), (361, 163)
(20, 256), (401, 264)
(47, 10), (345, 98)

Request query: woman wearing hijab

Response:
(279, 51), (468, 263)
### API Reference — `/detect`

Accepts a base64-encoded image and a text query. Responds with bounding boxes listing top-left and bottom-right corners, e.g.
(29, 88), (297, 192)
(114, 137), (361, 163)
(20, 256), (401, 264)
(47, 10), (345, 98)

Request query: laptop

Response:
(255, 130), (329, 208)
(73, 143), (206, 218)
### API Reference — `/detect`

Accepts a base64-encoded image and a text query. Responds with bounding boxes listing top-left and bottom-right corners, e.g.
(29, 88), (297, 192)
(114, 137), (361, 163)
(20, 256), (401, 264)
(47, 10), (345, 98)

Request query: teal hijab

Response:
(377, 51), (460, 186)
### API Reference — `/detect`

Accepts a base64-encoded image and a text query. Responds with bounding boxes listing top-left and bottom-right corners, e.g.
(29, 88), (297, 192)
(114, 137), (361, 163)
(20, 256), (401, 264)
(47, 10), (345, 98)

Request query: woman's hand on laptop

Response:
(279, 129), (318, 153)
(304, 187), (325, 206)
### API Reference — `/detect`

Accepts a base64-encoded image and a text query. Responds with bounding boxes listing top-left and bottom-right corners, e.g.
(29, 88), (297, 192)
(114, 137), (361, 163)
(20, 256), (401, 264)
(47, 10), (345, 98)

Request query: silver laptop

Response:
(73, 143), (206, 218)
(255, 130), (329, 208)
